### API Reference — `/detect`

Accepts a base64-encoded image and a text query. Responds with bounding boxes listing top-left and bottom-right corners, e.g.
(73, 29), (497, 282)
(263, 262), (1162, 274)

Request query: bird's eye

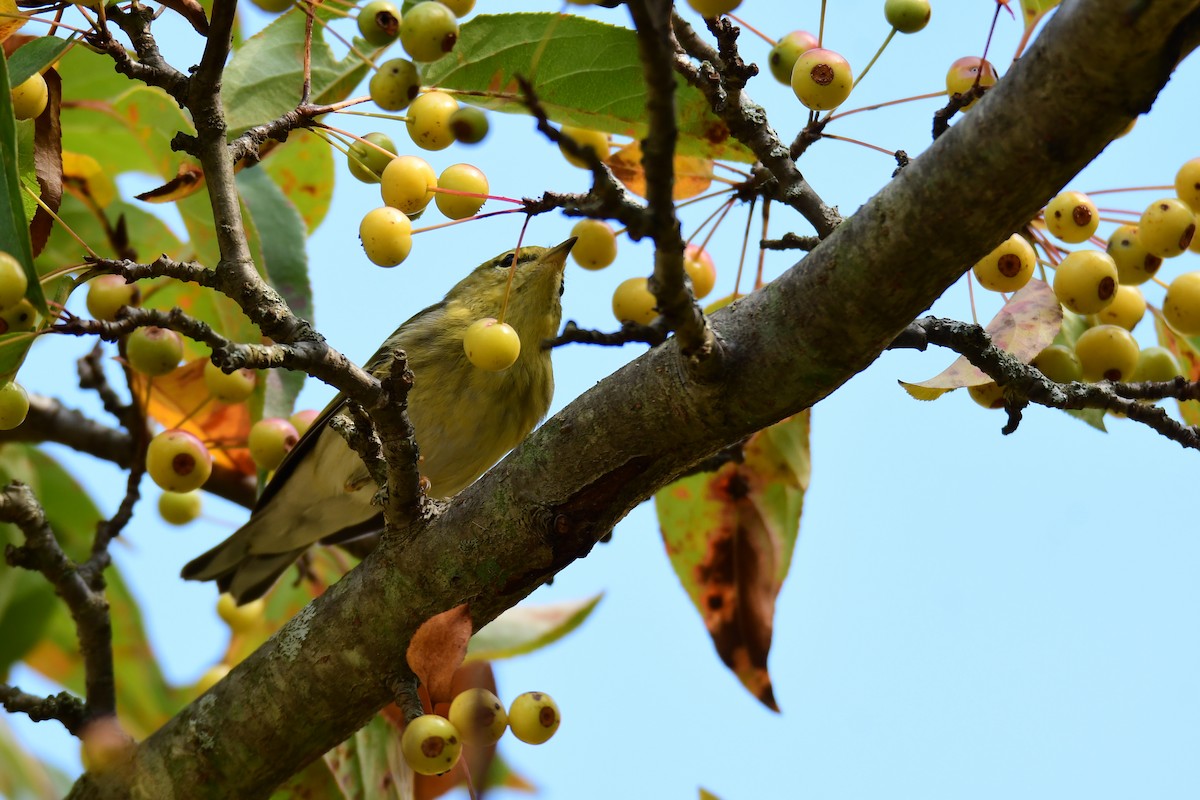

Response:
(498, 253), (515, 268)
(559, 275), (566, 296)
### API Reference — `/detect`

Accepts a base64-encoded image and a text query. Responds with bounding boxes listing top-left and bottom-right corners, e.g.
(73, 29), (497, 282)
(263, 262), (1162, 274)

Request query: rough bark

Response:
(67, 1), (1200, 797)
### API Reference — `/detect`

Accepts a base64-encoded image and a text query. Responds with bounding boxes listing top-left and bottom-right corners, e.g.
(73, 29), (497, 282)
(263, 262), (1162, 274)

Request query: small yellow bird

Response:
(182, 239), (575, 602)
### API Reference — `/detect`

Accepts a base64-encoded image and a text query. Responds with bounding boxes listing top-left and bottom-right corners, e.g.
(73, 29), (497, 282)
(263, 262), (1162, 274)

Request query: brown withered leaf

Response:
(135, 162), (204, 203)
(30, 67), (62, 258)
(606, 140), (713, 200)
(656, 412), (811, 711)
(406, 604), (473, 706)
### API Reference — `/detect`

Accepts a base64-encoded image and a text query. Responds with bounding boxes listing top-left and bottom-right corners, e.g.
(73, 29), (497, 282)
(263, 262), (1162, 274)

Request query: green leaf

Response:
(261, 130), (335, 233)
(422, 13), (754, 163)
(0, 716), (74, 800)
(6, 36), (73, 86)
(655, 411), (811, 711)
(466, 594), (602, 662)
(270, 757), (348, 800)
(0, 50), (46, 316)
(223, 7), (374, 135)
(34, 194), (185, 273)
(61, 85), (194, 184)
(324, 714), (413, 800)
(238, 167), (310, 417)
(52, 41), (129, 104)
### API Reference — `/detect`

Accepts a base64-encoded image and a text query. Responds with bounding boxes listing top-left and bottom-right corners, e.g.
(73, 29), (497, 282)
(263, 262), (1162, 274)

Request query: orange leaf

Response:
(606, 140), (713, 200)
(130, 356), (254, 474)
(407, 604), (473, 706)
(0, 0), (27, 42)
(900, 279), (1062, 400)
(134, 162), (205, 203)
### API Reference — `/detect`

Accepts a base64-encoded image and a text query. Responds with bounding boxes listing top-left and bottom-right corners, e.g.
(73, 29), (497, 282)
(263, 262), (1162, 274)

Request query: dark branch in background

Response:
(0, 686), (87, 735)
(670, 11), (841, 237)
(77, 342), (129, 422)
(1, 483), (115, 729)
(547, 319), (670, 349)
(889, 317), (1200, 448)
(626, 0), (714, 360)
(760, 232), (819, 251)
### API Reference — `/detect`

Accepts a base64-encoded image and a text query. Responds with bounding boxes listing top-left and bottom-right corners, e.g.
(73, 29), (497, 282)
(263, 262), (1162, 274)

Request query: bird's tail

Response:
(180, 516), (306, 605)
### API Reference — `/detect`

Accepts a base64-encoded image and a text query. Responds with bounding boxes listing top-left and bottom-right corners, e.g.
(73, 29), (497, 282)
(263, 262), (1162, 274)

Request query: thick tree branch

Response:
(67, 1), (1200, 797)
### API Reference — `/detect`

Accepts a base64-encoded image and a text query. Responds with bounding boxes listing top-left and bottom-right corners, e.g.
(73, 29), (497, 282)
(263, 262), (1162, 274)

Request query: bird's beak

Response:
(543, 237), (577, 270)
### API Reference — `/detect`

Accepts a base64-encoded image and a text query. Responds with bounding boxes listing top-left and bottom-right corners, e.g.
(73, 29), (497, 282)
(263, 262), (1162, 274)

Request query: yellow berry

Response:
(0, 251), (29, 310)
(347, 132), (396, 184)
(612, 277), (657, 325)
(1091, 284), (1144, 331)
(1138, 197), (1196, 258)
(508, 691), (560, 745)
(685, 0), (739, 17)
(194, 664), (231, 694)
(248, 418), (299, 472)
(1031, 344), (1082, 383)
(768, 30), (818, 85)
(945, 56), (997, 109)
(158, 490), (202, 525)
(791, 48), (853, 111)
(1052, 250), (1117, 315)
(448, 688), (507, 747)
(1044, 191), (1098, 244)
(1074, 324), (1140, 382)
(356, 0), (400, 47)
(203, 362), (258, 404)
(463, 318), (520, 371)
(0, 382), (30, 430)
(559, 126), (610, 168)
(125, 326), (183, 377)
(434, 163), (488, 220)
(683, 244), (717, 299)
(369, 58), (421, 112)
(1106, 224), (1161, 286)
(406, 91), (459, 151)
(1175, 158), (1200, 213)
(86, 274), (141, 321)
(401, 714), (462, 776)
(359, 207), (414, 267)
(0, 299), (37, 334)
(885, 0), (931, 33)
(570, 219), (618, 270)
(967, 382), (1005, 410)
(972, 233), (1035, 292)
(146, 430), (213, 492)
(217, 593), (266, 633)
(10, 73), (48, 120)
(1133, 346), (1183, 382)
(1163, 271), (1200, 336)
(399, 1), (459, 63)
(290, 409), (319, 435)
(381, 155), (437, 215)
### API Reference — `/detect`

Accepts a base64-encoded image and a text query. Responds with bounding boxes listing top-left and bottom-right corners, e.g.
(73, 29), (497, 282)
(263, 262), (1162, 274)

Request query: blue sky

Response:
(8, 1), (1200, 798)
